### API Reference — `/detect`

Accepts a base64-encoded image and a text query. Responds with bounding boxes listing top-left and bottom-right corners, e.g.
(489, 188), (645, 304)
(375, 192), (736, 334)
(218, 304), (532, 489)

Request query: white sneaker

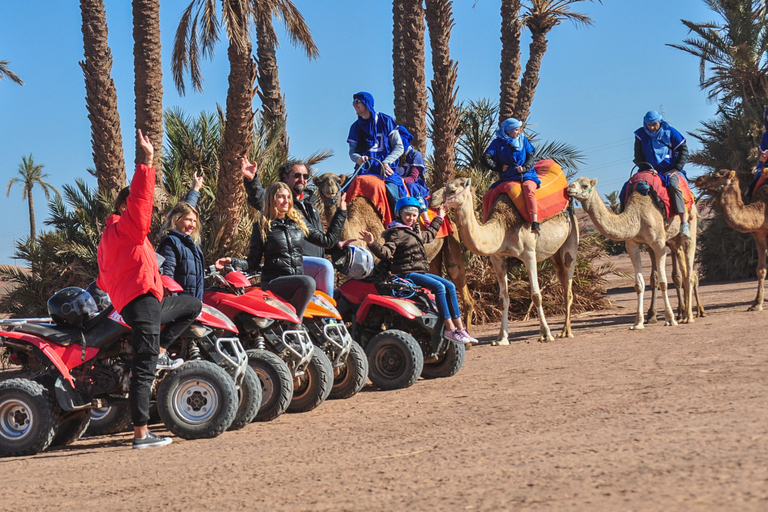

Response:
(444, 329), (471, 345)
(460, 329), (478, 344)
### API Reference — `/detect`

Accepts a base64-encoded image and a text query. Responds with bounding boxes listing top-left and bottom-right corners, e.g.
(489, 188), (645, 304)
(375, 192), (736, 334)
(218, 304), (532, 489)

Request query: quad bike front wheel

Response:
(365, 329), (424, 390)
(328, 340), (368, 400)
(421, 340), (466, 379)
(246, 349), (293, 422)
(288, 349), (333, 413)
(228, 365), (262, 430)
(156, 360), (238, 439)
(87, 404), (132, 436)
(0, 378), (59, 457)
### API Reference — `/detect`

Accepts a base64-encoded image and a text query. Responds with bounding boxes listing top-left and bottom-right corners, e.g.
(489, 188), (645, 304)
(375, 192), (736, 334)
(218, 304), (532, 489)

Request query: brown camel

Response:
(435, 177), (579, 344)
(312, 172), (476, 329)
(568, 176), (699, 329)
(695, 169), (768, 311)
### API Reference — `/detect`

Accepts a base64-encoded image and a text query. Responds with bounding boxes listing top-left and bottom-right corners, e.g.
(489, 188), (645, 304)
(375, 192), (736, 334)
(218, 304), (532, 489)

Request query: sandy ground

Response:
(2, 255), (768, 511)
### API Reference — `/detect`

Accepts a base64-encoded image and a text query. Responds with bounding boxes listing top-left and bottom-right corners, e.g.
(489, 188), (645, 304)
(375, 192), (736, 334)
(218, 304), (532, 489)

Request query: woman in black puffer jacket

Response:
(218, 181), (347, 318)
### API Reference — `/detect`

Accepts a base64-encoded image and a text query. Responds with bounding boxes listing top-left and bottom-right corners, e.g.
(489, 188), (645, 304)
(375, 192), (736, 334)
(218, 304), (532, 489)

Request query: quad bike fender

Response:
(356, 296), (421, 324)
(0, 331), (98, 387)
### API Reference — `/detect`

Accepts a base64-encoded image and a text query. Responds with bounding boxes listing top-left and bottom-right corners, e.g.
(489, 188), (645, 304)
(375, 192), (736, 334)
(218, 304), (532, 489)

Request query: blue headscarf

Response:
(353, 92), (377, 148)
(641, 111), (672, 165)
(495, 118), (524, 151)
(397, 125), (413, 150)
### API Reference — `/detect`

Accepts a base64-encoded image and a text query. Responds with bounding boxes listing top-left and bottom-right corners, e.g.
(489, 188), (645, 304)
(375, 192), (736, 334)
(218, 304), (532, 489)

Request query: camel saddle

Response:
(481, 159), (569, 223)
(345, 174), (453, 238)
(619, 170), (694, 218)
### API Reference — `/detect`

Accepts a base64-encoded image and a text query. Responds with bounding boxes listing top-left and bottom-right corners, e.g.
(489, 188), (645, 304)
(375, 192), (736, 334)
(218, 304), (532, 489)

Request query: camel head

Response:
(694, 169), (737, 193)
(567, 177), (598, 203)
(442, 177), (473, 209)
(312, 172), (348, 206)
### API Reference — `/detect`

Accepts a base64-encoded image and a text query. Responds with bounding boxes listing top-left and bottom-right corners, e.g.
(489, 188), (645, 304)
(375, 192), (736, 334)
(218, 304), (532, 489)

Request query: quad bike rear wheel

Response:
(51, 410), (91, 447)
(87, 404), (132, 436)
(0, 378), (59, 457)
(365, 329), (424, 390)
(228, 365), (262, 430)
(246, 349), (293, 422)
(156, 360), (238, 439)
(288, 349), (333, 413)
(421, 340), (465, 379)
(328, 340), (368, 400)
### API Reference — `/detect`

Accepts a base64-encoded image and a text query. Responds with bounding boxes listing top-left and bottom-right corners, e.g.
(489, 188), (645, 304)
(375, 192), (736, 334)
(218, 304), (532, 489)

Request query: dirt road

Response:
(2, 268), (768, 511)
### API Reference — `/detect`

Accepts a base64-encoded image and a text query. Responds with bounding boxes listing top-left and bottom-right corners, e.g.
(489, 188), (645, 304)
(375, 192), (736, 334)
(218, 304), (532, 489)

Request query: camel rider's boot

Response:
(681, 221), (691, 238)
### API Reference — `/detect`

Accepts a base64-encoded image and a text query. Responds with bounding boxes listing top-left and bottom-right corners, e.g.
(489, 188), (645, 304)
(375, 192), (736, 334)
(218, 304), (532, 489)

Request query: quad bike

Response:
(0, 287), (240, 457)
(204, 266), (333, 419)
(303, 291), (368, 400)
(336, 274), (465, 390)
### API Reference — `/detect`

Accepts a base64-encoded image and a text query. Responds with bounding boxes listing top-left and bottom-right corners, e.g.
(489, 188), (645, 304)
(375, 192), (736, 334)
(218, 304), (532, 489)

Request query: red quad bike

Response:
(0, 287), (240, 457)
(204, 267), (334, 420)
(336, 275), (465, 390)
(303, 291), (368, 400)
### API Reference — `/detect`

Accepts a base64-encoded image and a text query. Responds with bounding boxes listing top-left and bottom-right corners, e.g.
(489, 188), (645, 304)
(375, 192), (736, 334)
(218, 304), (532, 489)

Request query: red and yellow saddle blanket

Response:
(621, 170), (694, 217)
(345, 174), (453, 239)
(481, 159), (569, 223)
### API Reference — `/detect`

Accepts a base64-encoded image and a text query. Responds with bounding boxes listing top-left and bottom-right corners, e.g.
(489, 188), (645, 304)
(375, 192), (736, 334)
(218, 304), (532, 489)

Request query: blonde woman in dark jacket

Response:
(360, 197), (475, 344)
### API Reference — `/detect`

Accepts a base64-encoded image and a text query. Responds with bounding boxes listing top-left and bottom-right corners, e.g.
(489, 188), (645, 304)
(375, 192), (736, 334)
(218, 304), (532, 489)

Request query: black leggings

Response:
(120, 293), (201, 427)
(263, 275), (316, 320)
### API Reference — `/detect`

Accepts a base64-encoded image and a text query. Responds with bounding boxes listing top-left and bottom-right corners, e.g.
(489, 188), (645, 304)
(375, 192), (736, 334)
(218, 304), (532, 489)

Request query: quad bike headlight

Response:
(253, 316), (274, 329)
(392, 299), (423, 318)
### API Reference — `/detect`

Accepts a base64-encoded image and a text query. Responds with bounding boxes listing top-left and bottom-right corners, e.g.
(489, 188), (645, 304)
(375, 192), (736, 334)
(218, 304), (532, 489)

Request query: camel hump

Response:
(481, 160), (569, 223)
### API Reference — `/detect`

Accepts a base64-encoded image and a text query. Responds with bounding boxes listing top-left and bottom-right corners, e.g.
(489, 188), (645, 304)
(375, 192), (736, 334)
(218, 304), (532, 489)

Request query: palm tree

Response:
(6, 155), (61, 242)
(253, 0), (319, 155)
(80, 0), (126, 201)
(133, 0), (165, 183)
(392, 0), (428, 153)
(0, 60), (23, 85)
(499, 0), (523, 121)
(425, 0), (459, 187)
(514, 0), (599, 122)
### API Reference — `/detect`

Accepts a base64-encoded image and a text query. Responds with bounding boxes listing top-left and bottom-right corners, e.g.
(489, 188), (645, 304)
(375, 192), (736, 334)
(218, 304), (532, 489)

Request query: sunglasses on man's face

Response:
(353, 99), (362, 105)
(292, 173), (309, 181)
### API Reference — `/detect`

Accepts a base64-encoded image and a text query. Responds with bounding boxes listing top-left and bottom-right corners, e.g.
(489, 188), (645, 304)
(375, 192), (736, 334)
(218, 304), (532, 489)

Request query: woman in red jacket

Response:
(97, 129), (201, 450)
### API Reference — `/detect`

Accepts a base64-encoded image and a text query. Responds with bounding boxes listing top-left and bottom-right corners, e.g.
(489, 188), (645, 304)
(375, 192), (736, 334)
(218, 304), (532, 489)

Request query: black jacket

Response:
(369, 217), (443, 275)
(233, 209), (347, 284)
(244, 176), (326, 257)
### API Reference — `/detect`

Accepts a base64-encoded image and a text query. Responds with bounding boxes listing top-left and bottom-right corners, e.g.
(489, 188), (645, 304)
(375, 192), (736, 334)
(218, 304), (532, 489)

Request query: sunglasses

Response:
(293, 173), (309, 181)
(352, 99), (362, 105)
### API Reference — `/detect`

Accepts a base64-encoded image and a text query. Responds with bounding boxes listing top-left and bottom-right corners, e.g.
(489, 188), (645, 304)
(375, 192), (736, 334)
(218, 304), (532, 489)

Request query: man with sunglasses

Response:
(241, 157), (339, 295)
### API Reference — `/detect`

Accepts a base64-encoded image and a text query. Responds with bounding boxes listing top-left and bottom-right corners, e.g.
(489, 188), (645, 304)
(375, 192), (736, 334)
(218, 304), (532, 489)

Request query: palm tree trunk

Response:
(80, 0), (126, 201)
(132, 0), (164, 182)
(425, 0), (459, 186)
(392, 0), (428, 153)
(499, 0), (523, 122)
(255, 17), (288, 156)
(514, 27), (550, 123)
(27, 190), (36, 242)
(216, 38), (256, 254)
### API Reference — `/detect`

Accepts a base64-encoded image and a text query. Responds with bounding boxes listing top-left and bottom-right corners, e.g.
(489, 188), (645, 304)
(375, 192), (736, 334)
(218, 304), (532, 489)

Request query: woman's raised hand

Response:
(192, 171), (205, 191)
(241, 156), (258, 180)
(137, 129), (154, 165)
(359, 230), (375, 245)
(339, 191), (348, 211)
(215, 257), (232, 270)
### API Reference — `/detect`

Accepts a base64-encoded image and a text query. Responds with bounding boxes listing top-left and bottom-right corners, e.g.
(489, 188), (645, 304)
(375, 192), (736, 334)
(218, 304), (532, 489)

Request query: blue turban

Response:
(644, 110), (663, 125)
(495, 118), (524, 150)
(353, 92), (377, 148)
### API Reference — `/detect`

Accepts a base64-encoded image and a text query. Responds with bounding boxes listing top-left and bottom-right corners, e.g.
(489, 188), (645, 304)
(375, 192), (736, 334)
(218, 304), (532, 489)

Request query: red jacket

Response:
(97, 163), (163, 313)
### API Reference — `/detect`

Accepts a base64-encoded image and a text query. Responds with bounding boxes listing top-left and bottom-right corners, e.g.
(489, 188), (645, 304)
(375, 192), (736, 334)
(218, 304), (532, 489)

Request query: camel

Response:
(312, 172), (476, 328)
(567, 176), (699, 329)
(695, 169), (768, 311)
(435, 177), (579, 344)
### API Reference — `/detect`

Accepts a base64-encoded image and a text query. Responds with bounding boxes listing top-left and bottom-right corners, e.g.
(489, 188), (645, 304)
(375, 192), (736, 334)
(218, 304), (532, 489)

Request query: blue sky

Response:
(0, 1), (720, 265)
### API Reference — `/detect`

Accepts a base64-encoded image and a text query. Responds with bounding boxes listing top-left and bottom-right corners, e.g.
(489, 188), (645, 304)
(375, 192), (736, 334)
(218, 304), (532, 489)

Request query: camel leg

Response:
(626, 241), (646, 330)
(645, 250), (658, 324)
(693, 272), (706, 317)
(669, 246), (684, 322)
(678, 236), (696, 324)
(653, 244), (678, 327)
(490, 255), (510, 346)
(552, 215), (578, 338)
(748, 235), (767, 311)
(520, 250), (554, 343)
(442, 234), (475, 331)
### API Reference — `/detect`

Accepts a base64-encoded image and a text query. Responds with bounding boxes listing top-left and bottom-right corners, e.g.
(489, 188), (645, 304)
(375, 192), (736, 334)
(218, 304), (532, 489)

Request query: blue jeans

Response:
(303, 256), (334, 295)
(404, 272), (461, 321)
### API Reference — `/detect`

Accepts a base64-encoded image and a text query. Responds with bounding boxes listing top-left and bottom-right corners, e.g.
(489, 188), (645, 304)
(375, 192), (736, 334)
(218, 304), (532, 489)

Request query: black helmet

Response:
(47, 287), (98, 327)
(85, 281), (112, 311)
